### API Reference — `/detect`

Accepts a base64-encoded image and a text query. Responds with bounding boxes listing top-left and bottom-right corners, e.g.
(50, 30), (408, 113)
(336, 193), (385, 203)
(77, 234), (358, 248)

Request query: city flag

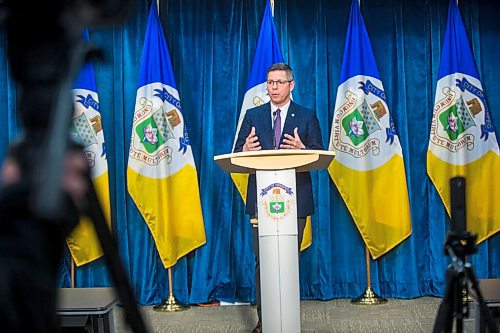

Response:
(328, 0), (412, 259)
(127, 2), (206, 268)
(232, 0), (312, 250)
(427, 0), (499, 242)
(67, 29), (111, 266)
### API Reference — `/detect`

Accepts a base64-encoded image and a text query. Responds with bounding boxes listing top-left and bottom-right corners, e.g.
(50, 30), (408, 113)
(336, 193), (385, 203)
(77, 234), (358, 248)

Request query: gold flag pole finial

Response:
(351, 247), (388, 305)
(153, 267), (190, 312)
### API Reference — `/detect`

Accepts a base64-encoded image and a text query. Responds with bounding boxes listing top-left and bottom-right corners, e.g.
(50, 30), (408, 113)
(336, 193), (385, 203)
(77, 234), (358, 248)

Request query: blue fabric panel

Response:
(438, 0), (480, 80)
(246, 0), (284, 90)
(73, 29), (98, 91)
(338, 0), (381, 85)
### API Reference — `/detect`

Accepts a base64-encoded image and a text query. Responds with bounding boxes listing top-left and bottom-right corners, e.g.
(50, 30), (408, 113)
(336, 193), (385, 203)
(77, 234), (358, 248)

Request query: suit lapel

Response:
(260, 103), (273, 149)
(282, 101), (298, 139)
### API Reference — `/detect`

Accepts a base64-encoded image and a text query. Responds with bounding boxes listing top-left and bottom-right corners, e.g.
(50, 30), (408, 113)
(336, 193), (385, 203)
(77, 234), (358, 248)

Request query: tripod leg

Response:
(433, 268), (456, 333)
(455, 274), (465, 333)
(84, 175), (149, 333)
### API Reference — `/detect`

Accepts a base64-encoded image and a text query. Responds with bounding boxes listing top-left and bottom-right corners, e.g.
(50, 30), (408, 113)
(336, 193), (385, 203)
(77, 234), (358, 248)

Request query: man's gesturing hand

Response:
(243, 127), (261, 152)
(281, 127), (305, 149)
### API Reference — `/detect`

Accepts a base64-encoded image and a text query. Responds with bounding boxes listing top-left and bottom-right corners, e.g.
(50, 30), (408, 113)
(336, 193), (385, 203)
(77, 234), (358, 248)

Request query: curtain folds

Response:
(0, 0), (498, 305)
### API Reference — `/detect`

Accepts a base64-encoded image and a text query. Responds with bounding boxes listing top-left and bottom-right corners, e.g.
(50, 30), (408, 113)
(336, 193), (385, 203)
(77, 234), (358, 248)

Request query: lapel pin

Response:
(291, 113), (295, 117)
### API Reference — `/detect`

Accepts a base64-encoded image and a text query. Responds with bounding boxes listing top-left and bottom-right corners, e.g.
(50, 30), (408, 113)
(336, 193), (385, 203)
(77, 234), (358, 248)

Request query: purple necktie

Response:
(274, 109), (281, 149)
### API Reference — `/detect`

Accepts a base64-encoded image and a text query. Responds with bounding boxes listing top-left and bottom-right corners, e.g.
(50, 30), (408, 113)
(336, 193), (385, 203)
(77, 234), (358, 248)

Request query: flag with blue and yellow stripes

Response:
(127, 3), (206, 268)
(427, 0), (500, 242)
(328, 0), (412, 259)
(68, 29), (111, 266)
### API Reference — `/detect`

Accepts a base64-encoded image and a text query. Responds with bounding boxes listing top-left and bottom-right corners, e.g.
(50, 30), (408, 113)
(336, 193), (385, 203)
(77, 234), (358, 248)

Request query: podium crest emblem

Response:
(259, 183), (294, 222)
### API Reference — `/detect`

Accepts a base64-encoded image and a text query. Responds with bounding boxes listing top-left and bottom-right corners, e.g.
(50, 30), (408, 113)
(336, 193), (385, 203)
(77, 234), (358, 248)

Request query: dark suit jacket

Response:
(233, 101), (323, 218)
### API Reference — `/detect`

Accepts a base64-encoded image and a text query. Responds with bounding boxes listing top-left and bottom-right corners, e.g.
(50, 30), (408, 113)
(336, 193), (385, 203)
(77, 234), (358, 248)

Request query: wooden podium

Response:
(215, 149), (335, 333)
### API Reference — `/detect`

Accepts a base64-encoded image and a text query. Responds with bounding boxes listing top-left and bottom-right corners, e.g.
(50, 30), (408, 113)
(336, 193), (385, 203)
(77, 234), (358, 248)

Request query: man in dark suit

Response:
(233, 63), (323, 333)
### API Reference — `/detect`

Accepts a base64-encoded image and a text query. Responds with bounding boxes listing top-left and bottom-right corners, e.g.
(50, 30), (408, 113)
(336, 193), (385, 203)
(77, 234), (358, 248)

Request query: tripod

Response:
(2, 1), (148, 330)
(432, 233), (498, 333)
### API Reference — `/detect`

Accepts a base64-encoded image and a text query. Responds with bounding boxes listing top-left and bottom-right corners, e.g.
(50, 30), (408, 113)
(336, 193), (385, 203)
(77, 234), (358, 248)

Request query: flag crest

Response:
(67, 29), (112, 266)
(127, 3), (206, 268)
(427, 0), (500, 242)
(328, 0), (411, 259)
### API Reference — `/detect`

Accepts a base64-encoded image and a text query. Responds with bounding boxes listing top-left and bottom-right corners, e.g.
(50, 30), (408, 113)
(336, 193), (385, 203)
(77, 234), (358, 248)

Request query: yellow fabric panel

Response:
(427, 150), (500, 242)
(328, 155), (412, 259)
(127, 165), (206, 268)
(231, 173), (249, 203)
(66, 171), (111, 266)
(300, 216), (312, 251)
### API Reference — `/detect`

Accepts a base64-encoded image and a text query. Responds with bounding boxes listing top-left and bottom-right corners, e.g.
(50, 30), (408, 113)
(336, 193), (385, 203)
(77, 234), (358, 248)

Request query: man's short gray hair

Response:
(267, 63), (294, 81)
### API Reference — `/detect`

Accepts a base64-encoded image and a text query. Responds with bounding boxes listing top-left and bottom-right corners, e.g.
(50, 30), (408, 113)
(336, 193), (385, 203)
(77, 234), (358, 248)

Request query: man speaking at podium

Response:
(233, 63), (323, 333)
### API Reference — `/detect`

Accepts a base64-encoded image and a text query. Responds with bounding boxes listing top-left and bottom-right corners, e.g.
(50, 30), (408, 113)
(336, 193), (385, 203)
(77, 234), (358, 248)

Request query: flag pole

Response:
(351, 247), (387, 305)
(70, 256), (75, 288)
(153, 267), (190, 312)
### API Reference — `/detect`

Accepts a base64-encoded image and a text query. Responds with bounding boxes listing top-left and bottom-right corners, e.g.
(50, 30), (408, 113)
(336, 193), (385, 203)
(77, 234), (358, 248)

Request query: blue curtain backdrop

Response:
(0, 0), (498, 305)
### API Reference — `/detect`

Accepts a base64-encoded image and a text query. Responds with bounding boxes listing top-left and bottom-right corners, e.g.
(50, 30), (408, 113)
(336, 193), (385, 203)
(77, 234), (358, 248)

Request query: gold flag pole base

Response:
(152, 294), (190, 312)
(153, 267), (190, 312)
(351, 286), (388, 305)
(352, 247), (388, 305)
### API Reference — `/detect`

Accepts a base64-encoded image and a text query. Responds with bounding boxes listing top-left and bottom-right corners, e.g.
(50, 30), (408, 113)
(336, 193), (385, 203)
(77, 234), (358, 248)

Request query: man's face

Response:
(266, 70), (294, 108)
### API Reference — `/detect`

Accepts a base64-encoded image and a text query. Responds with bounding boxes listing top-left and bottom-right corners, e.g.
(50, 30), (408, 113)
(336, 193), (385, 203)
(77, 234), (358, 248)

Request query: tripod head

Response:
(443, 231), (477, 274)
